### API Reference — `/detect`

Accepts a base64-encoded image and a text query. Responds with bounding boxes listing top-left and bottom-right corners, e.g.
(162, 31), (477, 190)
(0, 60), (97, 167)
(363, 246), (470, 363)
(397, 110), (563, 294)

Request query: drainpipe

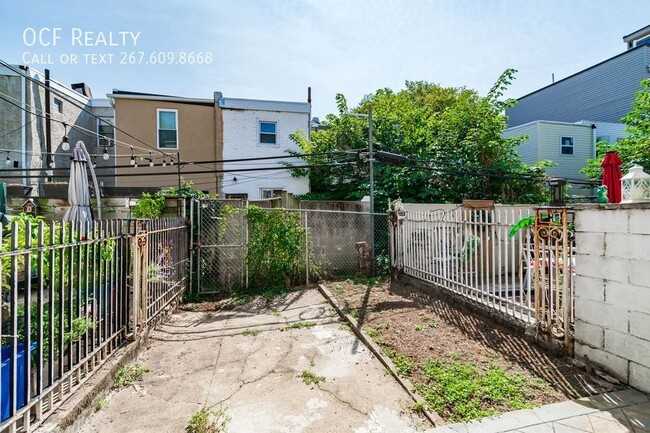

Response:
(45, 69), (52, 183)
(20, 68), (27, 187)
(307, 87), (312, 141)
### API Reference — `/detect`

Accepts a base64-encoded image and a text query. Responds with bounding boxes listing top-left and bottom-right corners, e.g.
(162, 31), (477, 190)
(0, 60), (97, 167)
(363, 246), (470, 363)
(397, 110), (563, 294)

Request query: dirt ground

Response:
(324, 277), (620, 422)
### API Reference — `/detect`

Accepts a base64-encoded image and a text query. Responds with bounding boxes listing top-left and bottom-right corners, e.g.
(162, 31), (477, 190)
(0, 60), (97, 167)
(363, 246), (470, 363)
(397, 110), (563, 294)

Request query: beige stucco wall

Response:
(113, 98), (221, 194)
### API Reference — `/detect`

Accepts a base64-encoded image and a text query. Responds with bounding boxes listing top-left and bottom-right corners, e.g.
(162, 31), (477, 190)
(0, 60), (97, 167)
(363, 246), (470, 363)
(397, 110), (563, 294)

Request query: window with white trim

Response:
(260, 189), (275, 199)
(560, 136), (574, 155)
(259, 121), (277, 144)
(157, 109), (178, 149)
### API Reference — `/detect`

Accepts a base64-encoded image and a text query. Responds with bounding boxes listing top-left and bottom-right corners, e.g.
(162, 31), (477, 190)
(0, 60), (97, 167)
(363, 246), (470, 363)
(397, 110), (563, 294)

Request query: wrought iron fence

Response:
(0, 216), (188, 432)
(392, 206), (537, 323)
(533, 207), (575, 350)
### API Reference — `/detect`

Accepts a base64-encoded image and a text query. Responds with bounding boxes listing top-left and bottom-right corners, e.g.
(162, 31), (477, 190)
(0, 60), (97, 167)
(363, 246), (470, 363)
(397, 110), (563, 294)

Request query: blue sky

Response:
(1, 0), (649, 118)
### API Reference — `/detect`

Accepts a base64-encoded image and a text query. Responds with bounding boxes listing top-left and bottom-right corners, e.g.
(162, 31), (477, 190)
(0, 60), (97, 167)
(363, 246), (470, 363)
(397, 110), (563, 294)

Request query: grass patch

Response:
(383, 348), (414, 375)
(415, 322), (438, 332)
(349, 309), (359, 319)
(242, 329), (260, 336)
(298, 370), (325, 385)
(410, 401), (426, 414)
(271, 309), (281, 317)
(414, 360), (539, 422)
(186, 407), (230, 433)
(286, 321), (317, 329)
(115, 363), (149, 389)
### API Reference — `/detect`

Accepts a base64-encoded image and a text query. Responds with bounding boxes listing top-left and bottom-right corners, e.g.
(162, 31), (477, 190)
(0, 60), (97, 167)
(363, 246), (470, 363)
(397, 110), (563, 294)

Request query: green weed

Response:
(414, 360), (538, 422)
(383, 348), (414, 375)
(286, 321), (316, 329)
(415, 322), (438, 332)
(115, 363), (150, 389)
(95, 398), (108, 411)
(186, 407), (230, 433)
(242, 329), (260, 336)
(298, 370), (325, 385)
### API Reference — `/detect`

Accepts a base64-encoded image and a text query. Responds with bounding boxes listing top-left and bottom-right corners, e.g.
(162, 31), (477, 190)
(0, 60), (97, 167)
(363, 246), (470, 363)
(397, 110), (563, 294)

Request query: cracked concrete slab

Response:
(77, 289), (434, 433)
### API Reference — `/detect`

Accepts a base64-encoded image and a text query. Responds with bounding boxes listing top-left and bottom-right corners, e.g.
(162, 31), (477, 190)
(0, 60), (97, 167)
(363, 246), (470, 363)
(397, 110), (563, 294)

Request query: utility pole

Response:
(368, 103), (374, 214)
(367, 103), (375, 275)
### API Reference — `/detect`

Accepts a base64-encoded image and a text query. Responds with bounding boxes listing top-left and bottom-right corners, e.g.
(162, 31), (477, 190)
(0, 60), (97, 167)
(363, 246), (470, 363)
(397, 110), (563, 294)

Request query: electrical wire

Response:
(0, 60), (178, 161)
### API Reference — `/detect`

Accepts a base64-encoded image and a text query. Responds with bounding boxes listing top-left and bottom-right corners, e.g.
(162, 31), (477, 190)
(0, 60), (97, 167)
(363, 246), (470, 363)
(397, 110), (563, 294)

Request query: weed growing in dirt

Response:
(186, 407), (230, 433)
(242, 329), (260, 336)
(414, 360), (537, 422)
(298, 370), (325, 385)
(415, 322), (438, 332)
(115, 363), (150, 389)
(383, 348), (414, 375)
(271, 309), (281, 317)
(366, 324), (390, 346)
(286, 321), (316, 329)
(349, 309), (359, 319)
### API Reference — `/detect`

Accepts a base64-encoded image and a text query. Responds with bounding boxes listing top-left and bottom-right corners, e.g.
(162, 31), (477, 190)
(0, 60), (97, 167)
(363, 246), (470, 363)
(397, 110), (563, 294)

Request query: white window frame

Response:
(560, 136), (574, 156)
(53, 98), (63, 113)
(96, 117), (115, 147)
(260, 188), (275, 199)
(157, 108), (179, 150)
(259, 121), (277, 146)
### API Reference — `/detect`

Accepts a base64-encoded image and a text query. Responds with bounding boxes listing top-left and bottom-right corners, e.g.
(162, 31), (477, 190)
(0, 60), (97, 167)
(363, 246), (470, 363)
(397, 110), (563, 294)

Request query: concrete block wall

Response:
(573, 204), (650, 392)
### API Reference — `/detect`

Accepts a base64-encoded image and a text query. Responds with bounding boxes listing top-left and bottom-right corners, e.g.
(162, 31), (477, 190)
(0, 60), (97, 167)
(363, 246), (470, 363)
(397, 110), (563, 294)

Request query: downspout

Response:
(78, 141), (102, 220)
(45, 69), (52, 183)
(21, 68), (27, 187)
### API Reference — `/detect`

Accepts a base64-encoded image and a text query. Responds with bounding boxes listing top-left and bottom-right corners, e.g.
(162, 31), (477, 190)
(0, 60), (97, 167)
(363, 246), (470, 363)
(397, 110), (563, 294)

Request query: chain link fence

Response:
(190, 201), (390, 294)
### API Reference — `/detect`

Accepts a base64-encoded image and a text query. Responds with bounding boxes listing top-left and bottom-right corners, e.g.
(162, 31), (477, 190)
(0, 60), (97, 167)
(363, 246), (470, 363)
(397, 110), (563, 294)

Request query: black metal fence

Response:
(0, 216), (189, 432)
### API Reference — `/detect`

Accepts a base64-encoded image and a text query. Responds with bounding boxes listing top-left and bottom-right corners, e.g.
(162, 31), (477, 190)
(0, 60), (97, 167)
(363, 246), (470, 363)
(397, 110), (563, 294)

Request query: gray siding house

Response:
(506, 30), (650, 127)
(504, 120), (626, 193)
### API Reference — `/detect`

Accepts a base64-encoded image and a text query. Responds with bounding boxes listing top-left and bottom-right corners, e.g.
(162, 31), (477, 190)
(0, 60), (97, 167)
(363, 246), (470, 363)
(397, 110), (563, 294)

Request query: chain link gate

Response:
(190, 199), (246, 294)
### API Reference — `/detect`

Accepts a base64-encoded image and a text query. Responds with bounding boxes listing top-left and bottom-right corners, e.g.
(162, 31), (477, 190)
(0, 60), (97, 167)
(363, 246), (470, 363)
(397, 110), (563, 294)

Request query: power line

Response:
(0, 60), (178, 161)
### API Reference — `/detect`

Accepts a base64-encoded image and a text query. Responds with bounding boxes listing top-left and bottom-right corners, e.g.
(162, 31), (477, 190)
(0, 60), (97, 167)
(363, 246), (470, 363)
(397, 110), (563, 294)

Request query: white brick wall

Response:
(221, 108), (309, 200)
(574, 206), (650, 392)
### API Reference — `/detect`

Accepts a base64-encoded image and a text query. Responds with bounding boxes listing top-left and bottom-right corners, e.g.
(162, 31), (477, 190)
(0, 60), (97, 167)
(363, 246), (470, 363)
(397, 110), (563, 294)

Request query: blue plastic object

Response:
(1, 343), (36, 422)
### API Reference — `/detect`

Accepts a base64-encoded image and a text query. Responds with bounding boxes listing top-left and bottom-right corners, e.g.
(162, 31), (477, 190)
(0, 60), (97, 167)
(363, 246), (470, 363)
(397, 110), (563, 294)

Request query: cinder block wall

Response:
(573, 204), (650, 392)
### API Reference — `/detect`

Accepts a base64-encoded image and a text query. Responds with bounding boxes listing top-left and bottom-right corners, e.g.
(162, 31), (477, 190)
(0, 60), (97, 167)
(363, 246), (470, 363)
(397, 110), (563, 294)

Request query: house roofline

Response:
(219, 97), (311, 114)
(623, 24), (650, 43)
(504, 119), (597, 131)
(108, 90), (214, 105)
(513, 44), (649, 102)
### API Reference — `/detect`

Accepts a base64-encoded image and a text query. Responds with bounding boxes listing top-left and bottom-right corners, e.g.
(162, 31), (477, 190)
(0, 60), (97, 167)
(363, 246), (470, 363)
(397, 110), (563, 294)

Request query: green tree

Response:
(290, 70), (548, 205)
(581, 78), (650, 181)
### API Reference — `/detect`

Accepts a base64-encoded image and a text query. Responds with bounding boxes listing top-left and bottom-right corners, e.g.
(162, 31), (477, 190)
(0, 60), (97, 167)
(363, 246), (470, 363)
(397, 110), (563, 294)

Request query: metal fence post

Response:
(305, 211), (309, 285)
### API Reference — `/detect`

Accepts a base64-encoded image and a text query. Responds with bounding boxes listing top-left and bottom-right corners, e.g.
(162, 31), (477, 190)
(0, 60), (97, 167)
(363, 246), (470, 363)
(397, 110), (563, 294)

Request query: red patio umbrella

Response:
(601, 151), (623, 203)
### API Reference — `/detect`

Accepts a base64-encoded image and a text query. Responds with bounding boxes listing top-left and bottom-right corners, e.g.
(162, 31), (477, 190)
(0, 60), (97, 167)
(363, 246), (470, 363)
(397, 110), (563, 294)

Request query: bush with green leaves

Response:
(132, 192), (166, 218)
(246, 206), (307, 288)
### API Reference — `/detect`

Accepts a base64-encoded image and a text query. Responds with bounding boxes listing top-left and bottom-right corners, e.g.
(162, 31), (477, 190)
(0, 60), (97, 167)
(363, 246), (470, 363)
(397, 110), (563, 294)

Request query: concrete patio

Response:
(77, 289), (433, 433)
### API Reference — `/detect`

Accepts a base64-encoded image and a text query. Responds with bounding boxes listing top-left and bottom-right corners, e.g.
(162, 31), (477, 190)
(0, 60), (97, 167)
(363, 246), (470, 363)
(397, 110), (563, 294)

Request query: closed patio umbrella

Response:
(601, 151), (623, 203)
(63, 143), (93, 222)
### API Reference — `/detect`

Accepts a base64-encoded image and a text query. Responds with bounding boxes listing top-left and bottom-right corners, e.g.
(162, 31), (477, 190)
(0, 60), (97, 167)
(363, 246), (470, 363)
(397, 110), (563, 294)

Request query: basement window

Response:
(560, 136), (574, 155)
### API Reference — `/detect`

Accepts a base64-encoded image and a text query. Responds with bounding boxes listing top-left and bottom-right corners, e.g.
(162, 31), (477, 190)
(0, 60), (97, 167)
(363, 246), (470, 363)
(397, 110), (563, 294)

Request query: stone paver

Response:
(429, 388), (650, 433)
(77, 289), (433, 433)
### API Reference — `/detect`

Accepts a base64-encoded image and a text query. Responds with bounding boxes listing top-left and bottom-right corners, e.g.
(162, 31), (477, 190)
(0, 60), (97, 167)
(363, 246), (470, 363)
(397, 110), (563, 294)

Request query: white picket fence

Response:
(392, 206), (537, 323)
